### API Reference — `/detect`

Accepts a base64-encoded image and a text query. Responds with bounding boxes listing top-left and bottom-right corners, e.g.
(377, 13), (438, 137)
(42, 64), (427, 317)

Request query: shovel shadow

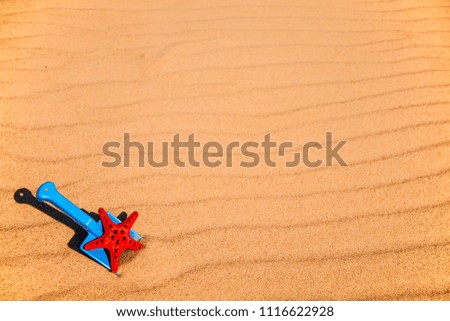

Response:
(13, 188), (128, 258)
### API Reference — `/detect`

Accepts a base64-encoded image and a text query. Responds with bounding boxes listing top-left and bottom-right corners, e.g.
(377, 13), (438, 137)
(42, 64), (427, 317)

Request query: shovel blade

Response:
(80, 233), (111, 270)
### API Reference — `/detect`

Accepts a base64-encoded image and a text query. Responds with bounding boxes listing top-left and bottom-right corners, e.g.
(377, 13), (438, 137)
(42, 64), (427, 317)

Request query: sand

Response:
(0, 0), (449, 300)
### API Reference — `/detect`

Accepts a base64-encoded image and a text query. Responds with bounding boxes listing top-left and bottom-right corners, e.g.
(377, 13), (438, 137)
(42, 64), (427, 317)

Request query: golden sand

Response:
(0, 0), (449, 300)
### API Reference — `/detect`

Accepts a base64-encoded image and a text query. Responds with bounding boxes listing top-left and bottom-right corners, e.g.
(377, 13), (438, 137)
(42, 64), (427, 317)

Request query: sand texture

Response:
(0, 0), (449, 300)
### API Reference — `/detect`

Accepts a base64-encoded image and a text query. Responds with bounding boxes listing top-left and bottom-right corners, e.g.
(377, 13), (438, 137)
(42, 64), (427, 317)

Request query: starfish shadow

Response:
(13, 188), (128, 258)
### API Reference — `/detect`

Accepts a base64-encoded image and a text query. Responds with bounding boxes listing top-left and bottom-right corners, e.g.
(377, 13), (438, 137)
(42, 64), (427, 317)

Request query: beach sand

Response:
(0, 0), (449, 300)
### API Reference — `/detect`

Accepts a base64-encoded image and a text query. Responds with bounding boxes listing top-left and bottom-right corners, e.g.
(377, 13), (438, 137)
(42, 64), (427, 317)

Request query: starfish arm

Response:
(121, 211), (139, 229)
(98, 208), (115, 233)
(108, 247), (125, 274)
(84, 235), (107, 250)
(127, 239), (144, 251)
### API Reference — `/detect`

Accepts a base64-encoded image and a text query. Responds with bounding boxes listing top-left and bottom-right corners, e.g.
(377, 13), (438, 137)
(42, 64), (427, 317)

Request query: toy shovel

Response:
(36, 182), (143, 274)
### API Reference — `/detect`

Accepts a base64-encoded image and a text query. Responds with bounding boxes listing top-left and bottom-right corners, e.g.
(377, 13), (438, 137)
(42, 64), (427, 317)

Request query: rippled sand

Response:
(0, 0), (449, 300)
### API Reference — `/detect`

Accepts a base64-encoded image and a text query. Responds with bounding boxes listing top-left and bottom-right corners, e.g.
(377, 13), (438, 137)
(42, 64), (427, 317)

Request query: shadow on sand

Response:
(13, 188), (127, 258)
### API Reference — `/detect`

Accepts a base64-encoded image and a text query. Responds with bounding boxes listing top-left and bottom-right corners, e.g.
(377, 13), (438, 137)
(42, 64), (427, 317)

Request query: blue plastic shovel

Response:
(36, 181), (142, 271)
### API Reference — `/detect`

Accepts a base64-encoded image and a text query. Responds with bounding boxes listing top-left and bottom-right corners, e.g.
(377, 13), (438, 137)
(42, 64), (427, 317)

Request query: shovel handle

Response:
(36, 182), (103, 237)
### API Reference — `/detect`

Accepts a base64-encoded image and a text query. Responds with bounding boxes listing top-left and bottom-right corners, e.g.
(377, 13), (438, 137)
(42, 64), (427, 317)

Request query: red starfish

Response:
(84, 208), (144, 273)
